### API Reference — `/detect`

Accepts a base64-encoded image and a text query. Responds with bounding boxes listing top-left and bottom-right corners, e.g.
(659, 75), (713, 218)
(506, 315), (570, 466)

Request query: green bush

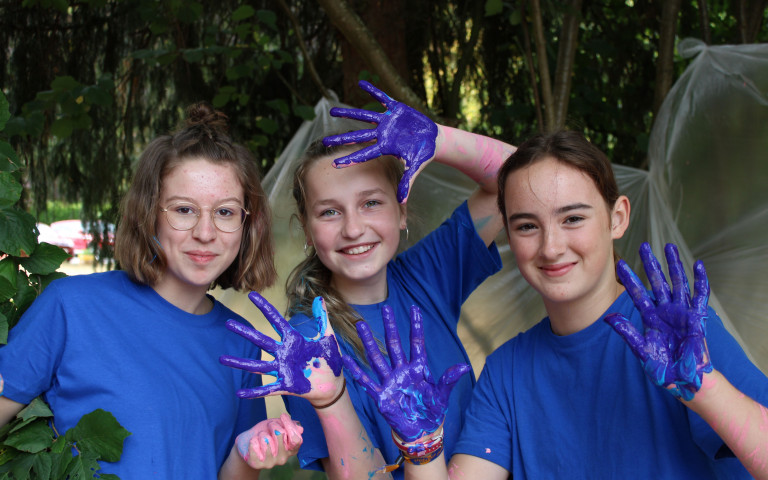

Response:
(0, 91), (130, 479)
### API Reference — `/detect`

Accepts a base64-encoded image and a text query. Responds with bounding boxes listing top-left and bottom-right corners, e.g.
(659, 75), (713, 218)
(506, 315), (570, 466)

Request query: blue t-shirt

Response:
(284, 201), (502, 478)
(456, 291), (768, 479)
(0, 270), (266, 478)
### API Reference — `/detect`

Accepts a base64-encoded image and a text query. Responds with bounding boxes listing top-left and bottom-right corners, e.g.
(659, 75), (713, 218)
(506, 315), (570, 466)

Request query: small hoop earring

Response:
(404, 225), (409, 241)
(304, 241), (315, 257)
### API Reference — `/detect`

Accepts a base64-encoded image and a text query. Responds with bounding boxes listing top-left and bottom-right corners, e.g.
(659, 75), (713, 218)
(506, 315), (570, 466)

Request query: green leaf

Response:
(0, 141), (20, 168)
(266, 99), (289, 115)
(0, 173), (21, 206)
(30, 452), (52, 478)
(13, 270), (37, 314)
(0, 207), (37, 257)
(3, 419), (53, 454)
(66, 409), (130, 463)
(51, 76), (81, 92)
(50, 117), (74, 139)
(20, 243), (70, 275)
(0, 312), (7, 344)
(83, 85), (113, 106)
(485, 0), (503, 16)
(256, 117), (278, 134)
(232, 5), (255, 21)
(18, 398), (53, 423)
(182, 48), (205, 63)
(293, 104), (315, 121)
(256, 9), (278, 31)
(6, 451), (34, 479)
(48, 450), (73, 477)
(0, 91), (9, 130)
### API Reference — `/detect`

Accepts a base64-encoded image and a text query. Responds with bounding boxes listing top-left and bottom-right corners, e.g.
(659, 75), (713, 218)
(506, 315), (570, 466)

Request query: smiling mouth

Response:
(341, 244), (375, 255)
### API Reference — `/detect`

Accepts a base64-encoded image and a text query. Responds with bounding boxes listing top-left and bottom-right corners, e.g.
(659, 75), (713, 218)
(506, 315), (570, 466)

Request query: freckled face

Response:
(303, 156), (406, 297)
(503, 157), (624, 309)
(154, 158), (245, 301)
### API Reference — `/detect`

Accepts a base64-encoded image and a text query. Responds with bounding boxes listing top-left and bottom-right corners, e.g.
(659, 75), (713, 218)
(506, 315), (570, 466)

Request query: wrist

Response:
(391, 424), (444, 465)
(310, 377), (346, 409)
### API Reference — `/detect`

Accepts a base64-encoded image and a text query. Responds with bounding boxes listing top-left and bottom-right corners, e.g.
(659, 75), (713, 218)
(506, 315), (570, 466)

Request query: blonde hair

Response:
(285, 138), (402, 359)
(115, 102), (277, 292)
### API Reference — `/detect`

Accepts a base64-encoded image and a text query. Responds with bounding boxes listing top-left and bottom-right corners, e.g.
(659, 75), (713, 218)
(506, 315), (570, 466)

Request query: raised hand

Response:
(219, 293), (344, 406)
(323, 80), (438, 203)
(343, 305), (471, 442)
(605, 242), (713, 401)
(235, 413), (303, 469)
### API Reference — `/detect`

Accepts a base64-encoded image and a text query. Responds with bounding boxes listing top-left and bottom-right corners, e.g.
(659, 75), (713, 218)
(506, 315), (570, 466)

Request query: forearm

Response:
(434, 126), (515, 195)
(402, 452), (450, 480)
(317, 392), (392, 480)
(684, 369), (768, 479)
(218, 445), (261, 480)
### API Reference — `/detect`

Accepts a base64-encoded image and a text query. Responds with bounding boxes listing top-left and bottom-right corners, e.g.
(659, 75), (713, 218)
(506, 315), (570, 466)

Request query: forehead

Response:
(503, 157), (601, 212)
(304, 155), (395, 201)
(162, 157), (244, 202)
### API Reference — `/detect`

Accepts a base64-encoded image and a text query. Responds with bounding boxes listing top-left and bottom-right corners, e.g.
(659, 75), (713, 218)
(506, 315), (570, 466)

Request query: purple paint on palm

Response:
(343, 305), (470, 442)
(323, 80), (438, 203)
(605, 242), (713, 401)
(220, 294), (342, 399)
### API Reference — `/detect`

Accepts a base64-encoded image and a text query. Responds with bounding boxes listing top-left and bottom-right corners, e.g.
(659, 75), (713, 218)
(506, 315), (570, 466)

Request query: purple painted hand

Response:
(323, 80), (438, 203)
(220, 293), (344, 405)
(343, 305), (471, 442)
(605, 242), (713, 401)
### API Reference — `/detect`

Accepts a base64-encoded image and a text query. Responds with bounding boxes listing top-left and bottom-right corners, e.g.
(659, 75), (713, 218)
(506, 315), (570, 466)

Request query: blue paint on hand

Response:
(605, 242), (713, 400)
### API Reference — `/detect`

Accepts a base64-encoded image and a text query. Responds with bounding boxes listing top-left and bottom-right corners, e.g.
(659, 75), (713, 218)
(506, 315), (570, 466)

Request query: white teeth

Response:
(344, 244), (374, 255)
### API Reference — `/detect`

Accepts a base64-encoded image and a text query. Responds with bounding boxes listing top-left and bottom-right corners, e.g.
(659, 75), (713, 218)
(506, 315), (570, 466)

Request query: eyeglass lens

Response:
(163, 203), (247, 232)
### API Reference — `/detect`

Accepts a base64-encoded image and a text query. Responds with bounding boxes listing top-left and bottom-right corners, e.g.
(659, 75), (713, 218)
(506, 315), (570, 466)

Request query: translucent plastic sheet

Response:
(218, 38), (768, 377)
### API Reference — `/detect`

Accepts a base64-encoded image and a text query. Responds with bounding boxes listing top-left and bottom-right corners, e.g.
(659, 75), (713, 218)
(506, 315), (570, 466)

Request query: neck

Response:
(152, 281), (213, 315)
(331, 270), (388, 305)
(546, 280), (625, 336)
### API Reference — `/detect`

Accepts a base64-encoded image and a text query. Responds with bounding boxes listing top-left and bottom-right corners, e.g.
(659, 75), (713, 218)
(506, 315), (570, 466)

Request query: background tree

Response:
(0, 0), (765, 256)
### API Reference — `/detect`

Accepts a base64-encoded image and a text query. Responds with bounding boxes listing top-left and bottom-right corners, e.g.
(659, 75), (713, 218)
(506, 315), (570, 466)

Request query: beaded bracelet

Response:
(377, 425), (444, 472)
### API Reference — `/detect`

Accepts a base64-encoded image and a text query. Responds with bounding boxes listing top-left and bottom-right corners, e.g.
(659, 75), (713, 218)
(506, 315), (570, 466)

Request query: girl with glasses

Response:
(0, 103), (301, 478)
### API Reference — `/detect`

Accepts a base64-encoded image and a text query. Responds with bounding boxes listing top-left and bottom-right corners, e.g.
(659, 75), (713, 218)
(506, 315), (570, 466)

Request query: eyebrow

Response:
(312, 187), (390, 207)
(165, 195), (244, 205)
(507, 202), (593, 223)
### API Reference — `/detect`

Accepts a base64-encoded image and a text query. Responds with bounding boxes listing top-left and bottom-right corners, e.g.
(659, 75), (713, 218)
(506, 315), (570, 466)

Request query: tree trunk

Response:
(529, 0), (555, 131)
(552, 0), (583, 130)
(316, 0), (425, 111)
(697, 0), (712, 44)
(653, 0), (682, 116)
(736, 0), (768, 43)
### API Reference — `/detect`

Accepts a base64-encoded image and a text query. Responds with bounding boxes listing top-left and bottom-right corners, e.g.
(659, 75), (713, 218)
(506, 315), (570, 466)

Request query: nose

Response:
(192, 211), (217, 242)
(540, 224), (566, 259)
(341, 211), (364, 239)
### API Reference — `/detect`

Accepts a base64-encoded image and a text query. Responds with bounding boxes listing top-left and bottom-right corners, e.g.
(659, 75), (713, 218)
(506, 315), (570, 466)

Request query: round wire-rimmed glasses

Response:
(160, 202), (250, 233)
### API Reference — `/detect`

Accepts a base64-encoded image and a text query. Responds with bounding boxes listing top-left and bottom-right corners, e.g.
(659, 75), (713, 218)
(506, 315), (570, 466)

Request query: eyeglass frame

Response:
(159, 201), (250, 233)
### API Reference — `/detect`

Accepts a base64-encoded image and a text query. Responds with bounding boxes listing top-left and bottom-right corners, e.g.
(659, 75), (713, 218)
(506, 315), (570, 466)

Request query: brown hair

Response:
(115, 102), (277, 292)
(496, 130), (623, 266)
(285, 138), (402, 360)
(497, 130), (620, 225)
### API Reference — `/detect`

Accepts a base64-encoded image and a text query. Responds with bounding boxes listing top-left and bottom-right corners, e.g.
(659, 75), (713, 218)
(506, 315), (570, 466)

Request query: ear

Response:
(610, 195), (630, 240)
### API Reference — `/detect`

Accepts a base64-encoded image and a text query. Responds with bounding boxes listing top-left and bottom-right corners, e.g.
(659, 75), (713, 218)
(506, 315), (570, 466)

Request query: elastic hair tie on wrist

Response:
(313, 378), (346, 409)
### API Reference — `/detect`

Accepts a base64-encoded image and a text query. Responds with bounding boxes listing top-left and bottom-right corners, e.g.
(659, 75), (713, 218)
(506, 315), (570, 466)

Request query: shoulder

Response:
(39, 270), (131, 301)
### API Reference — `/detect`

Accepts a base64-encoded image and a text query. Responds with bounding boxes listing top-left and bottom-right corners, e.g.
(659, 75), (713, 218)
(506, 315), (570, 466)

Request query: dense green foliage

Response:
(1, 0), (765, 239)
(0, 90), (130, 479)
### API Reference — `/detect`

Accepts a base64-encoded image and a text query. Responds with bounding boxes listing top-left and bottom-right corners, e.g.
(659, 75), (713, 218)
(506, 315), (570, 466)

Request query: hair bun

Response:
(185, 102), (229, 134)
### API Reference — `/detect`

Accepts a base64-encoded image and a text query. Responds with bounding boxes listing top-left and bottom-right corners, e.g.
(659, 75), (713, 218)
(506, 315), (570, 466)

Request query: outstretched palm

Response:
(323, 80), (438, 203)
(605, 242), (712, 400)
(343, 305), (470, 442)
(220, 293), (344, 405)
